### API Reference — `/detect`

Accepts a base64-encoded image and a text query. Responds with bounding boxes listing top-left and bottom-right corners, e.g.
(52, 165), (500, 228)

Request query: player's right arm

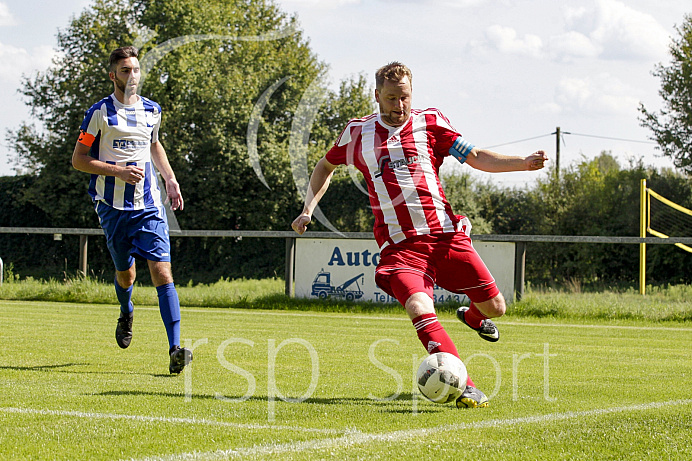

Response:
(71, 137), (145, 185)
(465, 147), (547, 173)
(291, 157), (338, 235)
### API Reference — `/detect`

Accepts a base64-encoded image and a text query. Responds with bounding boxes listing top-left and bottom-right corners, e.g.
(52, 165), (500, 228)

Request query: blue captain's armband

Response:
(449, 137), (475, 164)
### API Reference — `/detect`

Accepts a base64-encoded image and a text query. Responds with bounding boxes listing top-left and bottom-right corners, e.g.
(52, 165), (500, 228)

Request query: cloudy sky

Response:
(0, 0), (688, 188)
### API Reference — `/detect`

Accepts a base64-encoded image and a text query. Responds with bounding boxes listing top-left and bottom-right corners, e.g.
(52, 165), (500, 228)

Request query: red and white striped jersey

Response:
(325, 108), (474, 249)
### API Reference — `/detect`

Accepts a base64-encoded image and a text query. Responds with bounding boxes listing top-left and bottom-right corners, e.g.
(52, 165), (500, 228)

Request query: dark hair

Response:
(375, 62), (412, 90)
(109, 46), (139, 71)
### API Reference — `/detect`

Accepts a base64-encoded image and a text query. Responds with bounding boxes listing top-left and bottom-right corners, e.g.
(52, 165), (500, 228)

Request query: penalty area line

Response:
(133, 398), (692, 461)
(0, 407), (339, 434)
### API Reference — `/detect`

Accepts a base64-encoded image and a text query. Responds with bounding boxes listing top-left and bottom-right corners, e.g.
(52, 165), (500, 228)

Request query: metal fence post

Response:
(79, 234), (88, 276)
(0, 256), (3, 285)
(514, 242), (526, 301)
(3, 228), (692, 292)
(285, 237), (296, 297)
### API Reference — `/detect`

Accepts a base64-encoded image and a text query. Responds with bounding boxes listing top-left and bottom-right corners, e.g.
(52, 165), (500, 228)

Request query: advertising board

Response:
(294, 238), (515, 304)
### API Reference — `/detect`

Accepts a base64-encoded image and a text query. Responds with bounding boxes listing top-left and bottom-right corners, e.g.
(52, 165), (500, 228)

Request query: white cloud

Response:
(286, 0), (485, 10)
(548, 31), (601, 60)
(562, 0), (670, 60)
(280, 0), (360, 8)
(379, 0), (486, 6)
(0, 2), (16, 26)
(484, 24), (543, 58)
(426, 0), (487, 7)
(0, 43), (55, 83)
(554, 73), (640, 115)
(471, 0), (670, 62)
(555, 77), (592, 109)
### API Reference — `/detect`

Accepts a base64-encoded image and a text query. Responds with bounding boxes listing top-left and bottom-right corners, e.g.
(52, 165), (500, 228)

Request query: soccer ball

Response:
(416, 352), (468, 403)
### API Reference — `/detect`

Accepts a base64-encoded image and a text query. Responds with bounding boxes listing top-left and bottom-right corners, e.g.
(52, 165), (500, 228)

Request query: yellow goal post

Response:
(640, 178), (692, 294)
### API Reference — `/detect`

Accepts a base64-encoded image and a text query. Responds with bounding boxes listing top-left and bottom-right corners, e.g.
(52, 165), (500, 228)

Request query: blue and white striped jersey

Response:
(78, 94), (164, 210)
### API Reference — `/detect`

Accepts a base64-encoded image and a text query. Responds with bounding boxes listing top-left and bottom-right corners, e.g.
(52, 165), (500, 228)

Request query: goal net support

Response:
(639, 179), (692, 294)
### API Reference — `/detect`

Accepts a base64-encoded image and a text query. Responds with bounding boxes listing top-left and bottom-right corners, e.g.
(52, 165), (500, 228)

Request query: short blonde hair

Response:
(375, 62), (412, 90)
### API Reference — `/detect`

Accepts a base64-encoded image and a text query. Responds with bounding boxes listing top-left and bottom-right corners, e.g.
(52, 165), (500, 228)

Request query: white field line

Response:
(132, 399), (692, 461)
(9, 300), (690, 332)
(493, 320), (692, 332)
(0, 407), (339, 434)
(184, 309), (692, 332)
(175, 308), (692, 332)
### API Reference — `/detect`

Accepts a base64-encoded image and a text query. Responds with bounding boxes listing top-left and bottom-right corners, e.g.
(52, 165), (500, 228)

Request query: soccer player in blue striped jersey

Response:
(72, 46), (192, 374)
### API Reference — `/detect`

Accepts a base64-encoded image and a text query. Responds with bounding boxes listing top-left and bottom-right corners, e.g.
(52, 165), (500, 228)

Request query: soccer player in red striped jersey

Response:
(292, 62), (547, 408)
(72, 46), (192, 374)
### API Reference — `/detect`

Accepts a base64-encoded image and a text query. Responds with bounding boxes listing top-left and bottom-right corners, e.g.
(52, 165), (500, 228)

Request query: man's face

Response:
(110, 57), (140, 98)
(375, 76), (412, 127)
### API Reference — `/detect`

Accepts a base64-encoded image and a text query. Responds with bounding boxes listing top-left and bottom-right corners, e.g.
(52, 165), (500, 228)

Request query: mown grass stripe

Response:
(134, 399), (692, 460)
(24, 301), (691, 332)
(0, 407), (340, 434)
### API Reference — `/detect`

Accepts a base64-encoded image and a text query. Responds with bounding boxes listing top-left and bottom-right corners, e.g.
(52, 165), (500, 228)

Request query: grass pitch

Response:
(1, 299), (691, 460)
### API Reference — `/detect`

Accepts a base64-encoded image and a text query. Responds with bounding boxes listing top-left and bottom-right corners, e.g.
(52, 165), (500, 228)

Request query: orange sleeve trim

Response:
(77, 131), (95, 147)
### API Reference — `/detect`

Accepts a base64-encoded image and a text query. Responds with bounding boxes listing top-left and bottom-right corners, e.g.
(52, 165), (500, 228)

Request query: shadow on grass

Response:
(0, 363), (173, 377)
(186, 293), (394, 312)
(0, 363), (89, 371)
(94, 389), (445, 411)
(186, 293), (463, 316)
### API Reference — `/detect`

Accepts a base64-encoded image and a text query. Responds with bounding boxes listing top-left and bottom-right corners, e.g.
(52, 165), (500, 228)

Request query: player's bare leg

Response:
(147, 260), (173, 287)
(457, 293), (504, 342)
(474, 294), (506, 318)
(403, 292), (435, 319)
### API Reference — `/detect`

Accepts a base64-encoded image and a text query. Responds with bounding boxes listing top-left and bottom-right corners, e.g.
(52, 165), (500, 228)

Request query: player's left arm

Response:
(465, 147), (548, 173)
(150, 141), (184, 211)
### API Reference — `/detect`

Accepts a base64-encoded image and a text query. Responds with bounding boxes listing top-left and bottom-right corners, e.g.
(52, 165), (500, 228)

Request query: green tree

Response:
(135, 0), (324, 232)
(301, 75), (376, 233)
(5, 0), (374, 281)
(440, 172), (493, 234)
(8, 0), (136, 227)
(639, 14), (692, 173)
(478, 152), (692, 287)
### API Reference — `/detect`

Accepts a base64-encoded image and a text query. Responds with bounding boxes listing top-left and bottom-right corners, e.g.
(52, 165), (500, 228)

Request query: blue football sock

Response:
(156, 283), (181, 349)
(114, 278), (134, 316)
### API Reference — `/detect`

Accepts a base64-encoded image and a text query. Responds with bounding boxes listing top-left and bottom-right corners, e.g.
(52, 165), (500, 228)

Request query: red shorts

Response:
(374, 232), (499, 305)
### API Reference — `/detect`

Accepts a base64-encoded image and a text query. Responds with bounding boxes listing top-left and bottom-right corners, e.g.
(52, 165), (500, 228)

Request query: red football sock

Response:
(412, 313), (476, 388)
(463, 302), (489, 329)
(412, 313), (459, 356)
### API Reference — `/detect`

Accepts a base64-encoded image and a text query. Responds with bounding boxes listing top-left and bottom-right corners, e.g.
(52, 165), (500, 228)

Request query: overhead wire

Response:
(482, 131), (657, 149)
(567, 132), (657, 145)
(483, 134), (553, 149)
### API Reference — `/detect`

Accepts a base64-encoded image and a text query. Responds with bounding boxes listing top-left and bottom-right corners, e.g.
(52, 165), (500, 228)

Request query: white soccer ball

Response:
(416, 352), (468, 403)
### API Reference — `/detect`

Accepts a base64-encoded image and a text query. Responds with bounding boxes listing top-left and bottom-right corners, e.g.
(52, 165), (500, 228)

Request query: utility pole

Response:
(554, 126), (560, 181)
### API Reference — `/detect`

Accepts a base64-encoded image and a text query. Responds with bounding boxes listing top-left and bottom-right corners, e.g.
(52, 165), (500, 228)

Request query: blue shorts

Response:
(95, 201), (171, 272)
